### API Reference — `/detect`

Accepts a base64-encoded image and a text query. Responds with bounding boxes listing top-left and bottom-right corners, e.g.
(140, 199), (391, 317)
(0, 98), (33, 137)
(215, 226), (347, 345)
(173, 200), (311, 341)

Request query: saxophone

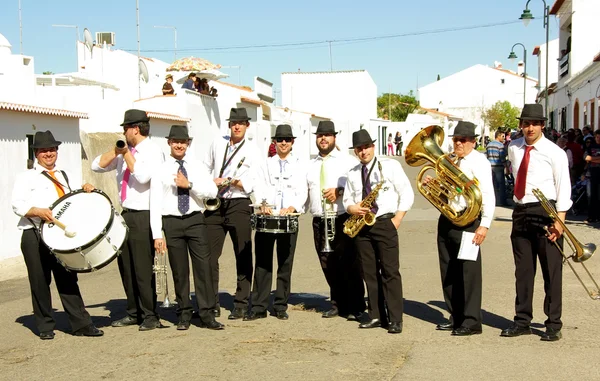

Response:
(343, 161), (385, 238)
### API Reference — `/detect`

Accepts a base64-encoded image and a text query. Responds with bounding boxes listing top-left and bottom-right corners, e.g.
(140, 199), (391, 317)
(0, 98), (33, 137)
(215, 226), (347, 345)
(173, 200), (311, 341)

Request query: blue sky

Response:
(1, 0), (558, 99)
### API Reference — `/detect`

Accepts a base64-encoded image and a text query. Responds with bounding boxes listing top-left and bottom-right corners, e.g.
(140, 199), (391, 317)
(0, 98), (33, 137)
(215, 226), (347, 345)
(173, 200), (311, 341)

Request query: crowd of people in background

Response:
(162, 73), (218, 97)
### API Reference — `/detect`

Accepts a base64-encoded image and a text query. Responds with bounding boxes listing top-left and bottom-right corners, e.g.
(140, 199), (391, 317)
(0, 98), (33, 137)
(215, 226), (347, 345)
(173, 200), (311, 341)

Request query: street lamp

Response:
(507, 43), (528, 106)
(153, 25), (177, 61)
(52, 24), (80, 71)
(520, 0), (550, 122)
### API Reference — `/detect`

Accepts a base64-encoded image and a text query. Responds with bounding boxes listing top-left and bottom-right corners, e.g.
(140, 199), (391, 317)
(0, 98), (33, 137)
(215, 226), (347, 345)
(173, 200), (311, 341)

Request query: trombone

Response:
(533, 188), (600, 300)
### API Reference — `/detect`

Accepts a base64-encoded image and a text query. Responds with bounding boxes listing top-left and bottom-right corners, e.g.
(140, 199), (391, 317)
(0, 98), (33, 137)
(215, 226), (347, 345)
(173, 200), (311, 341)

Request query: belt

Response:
(514, 200), (554, 210)
(377, 212), (395, 220)
(491, 165), (504, 168)
(163, 210), (202, 219)
(121, 207), (146, 213)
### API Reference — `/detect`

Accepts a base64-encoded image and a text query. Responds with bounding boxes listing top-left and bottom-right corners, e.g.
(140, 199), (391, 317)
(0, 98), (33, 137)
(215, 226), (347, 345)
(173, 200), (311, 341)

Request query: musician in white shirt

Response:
(244, 125), (307, 321)
(306, 121), (366, 320)
(12, 130), (103, 339)
(424, 121), (495, 336)
(501, 104), (571, 342)
(92, 109), (165, 331)
(202, 108), (262, 320)
(344, 129), (414, 334)
(149, 125), (223, 331)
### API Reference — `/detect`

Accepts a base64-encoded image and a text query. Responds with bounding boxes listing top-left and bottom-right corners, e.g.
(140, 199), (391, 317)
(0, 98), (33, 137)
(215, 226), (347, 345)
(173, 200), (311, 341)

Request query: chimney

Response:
(517, 61), (524, 77)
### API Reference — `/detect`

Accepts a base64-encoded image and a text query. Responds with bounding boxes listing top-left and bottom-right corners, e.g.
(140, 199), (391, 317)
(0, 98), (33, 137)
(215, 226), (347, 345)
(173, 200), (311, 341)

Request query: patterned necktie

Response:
(176, 160), (190, 214)
(362, 164), (378, 213)
(514, 145), (533, 200)
(120, 146), (137, 203)
(47, 171), (65, 198)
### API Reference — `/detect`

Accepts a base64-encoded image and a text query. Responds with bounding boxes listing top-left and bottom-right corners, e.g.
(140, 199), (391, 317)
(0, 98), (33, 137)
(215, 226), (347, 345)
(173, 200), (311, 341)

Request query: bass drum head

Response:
(41, 191), (112, 252)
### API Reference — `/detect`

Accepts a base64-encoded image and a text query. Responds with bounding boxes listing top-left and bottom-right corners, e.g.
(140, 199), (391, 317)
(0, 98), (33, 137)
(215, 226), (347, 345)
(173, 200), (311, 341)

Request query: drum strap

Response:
(219, 140), (245, 178)
(42, 170), (72, 193)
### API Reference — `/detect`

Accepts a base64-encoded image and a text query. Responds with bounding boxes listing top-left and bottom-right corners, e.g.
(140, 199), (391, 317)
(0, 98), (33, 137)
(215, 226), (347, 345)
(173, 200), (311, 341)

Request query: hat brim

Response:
(31, 142), (62, 149)
(226, 118), (251, 122)
(448, 134), (479, 138)
(120, 120), (149, 126)
(166, 136), (193, 140)
(517, 116), (548, 121)
(313, 132), (338, 135)
(272, 136), (296, 139)
(349, 139), (376, 149)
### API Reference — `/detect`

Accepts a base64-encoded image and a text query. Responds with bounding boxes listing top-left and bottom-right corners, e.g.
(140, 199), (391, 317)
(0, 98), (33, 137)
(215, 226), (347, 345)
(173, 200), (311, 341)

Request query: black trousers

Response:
(119, 210), (156, 321)
(437, 215), (482, 331)
(353, 216), (402, 322)
(251, 229), (298, 313)
(312, 214), (365, 314)
(204, 198), (253, 310)
(163, 211), (215, 322)
(21, 229), (92, 333)
(511, 203), (563, 330)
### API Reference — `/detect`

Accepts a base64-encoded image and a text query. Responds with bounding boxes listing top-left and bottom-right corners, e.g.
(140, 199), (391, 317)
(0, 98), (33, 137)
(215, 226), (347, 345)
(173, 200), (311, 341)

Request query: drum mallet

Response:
(52, 218), (77, 238)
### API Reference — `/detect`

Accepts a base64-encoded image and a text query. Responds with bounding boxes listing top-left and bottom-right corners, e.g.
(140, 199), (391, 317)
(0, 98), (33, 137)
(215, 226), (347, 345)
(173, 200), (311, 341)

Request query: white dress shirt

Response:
(255, 153), (308, 214)
(203, 137), (262, 199)
(448, 150), (495, 228)
(91, 137), (164, 210)
(307, 149), (358, 217)
(150, 155), (218, 239)
(508, 136), (572, 211)
(343, 157), (414, 216)
(12, 165), (79, 230)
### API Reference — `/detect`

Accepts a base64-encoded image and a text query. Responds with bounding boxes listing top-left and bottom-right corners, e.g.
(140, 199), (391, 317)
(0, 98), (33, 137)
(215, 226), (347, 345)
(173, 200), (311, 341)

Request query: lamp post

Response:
(52, 24), (79, 71)
(520, 0), (550, 122)
(153, 25), (177, 61)
(507, 43), (527, 106)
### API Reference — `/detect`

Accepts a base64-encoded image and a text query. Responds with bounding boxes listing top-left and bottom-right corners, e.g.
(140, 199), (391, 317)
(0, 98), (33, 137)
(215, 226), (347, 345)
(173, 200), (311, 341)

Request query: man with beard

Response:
(92, 109), (165, 331)
(305, 121), (366, 320)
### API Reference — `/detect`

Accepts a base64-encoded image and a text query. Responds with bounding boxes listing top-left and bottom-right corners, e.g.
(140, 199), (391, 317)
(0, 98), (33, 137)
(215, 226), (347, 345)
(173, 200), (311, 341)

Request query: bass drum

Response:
(40, 189), (128, 272)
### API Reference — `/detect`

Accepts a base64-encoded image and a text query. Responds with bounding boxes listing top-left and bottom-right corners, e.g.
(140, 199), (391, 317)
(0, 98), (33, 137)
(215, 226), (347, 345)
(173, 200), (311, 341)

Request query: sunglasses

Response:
(275, 137), (292, 143)
(452, 137), (470, 143)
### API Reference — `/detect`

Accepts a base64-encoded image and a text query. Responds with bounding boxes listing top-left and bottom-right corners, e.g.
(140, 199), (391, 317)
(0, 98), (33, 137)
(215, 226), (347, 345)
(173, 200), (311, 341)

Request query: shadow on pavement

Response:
(427, 300), (517, 331)
(15, 309), (112, 335)
(405, 299), (445, 324)
(288, 292), (331, 313)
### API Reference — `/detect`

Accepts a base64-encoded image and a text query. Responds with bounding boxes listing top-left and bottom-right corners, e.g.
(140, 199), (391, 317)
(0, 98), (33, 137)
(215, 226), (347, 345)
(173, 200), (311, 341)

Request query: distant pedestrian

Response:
(394, 131), (403, 156)
(387, 133), (394, 155)
(486, 130), (509, 206)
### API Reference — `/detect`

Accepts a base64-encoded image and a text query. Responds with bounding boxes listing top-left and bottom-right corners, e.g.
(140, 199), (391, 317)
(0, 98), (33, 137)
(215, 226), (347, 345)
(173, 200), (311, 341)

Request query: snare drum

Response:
(250, 214), (299, 234)
(40, 189), (128, 272)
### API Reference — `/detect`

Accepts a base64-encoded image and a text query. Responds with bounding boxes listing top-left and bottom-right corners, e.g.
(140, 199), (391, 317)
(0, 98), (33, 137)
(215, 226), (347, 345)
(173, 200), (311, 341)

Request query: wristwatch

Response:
(336, 187), (344, 196)
(188, 182), (194, 190)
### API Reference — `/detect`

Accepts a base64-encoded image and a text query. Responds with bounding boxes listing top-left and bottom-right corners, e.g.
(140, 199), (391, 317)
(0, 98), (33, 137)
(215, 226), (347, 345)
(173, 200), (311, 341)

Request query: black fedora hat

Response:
(272, 124), (296, 139)
(31, 130), (62, 149)
(350, 129), (376, 149)
(166, 125), (192, 140)
(449, 121), (478, 137)
(314, 120), (337, 135)
(518, 103), (547, 121)
(226, 108), (251, 122)
(120, 109), (150, 126)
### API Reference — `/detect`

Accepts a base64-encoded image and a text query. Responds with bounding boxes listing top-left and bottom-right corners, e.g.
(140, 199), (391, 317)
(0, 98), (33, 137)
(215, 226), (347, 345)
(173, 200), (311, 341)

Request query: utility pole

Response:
(327, 41), (333, 71)
(136, 0), (141, 98)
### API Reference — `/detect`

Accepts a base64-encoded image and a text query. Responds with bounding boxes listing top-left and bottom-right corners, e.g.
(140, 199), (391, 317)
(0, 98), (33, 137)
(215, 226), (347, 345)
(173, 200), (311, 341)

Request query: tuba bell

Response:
(405, 125), (482, 227)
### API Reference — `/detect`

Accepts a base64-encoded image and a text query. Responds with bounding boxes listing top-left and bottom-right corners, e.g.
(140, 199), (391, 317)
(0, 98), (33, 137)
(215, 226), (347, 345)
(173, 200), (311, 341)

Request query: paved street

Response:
(1, 159), (599, 381)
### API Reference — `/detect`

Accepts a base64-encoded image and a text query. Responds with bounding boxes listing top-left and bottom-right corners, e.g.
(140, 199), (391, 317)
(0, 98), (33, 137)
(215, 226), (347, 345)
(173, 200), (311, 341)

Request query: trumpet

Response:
(153, 249), (175, 308)
(321, 191), (336, 253)
(116, 140), (126, 149)
(533, 188), (600, 300)
(205, 157), (246, 211)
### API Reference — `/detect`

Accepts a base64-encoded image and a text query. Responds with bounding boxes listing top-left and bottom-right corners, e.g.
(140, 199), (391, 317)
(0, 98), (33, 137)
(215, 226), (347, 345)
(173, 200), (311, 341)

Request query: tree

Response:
(376, 91), (420, 122)
(481, 101), (521, 131)
(42, 71), (54, 75)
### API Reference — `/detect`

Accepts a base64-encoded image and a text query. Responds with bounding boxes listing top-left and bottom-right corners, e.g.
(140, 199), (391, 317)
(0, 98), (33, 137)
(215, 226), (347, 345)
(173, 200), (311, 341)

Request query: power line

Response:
(123, 19), (532, 54)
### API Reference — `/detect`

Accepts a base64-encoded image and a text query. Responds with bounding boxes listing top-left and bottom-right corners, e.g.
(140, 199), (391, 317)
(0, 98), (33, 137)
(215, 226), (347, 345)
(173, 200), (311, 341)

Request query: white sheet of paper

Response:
(457, 232), (480, 261)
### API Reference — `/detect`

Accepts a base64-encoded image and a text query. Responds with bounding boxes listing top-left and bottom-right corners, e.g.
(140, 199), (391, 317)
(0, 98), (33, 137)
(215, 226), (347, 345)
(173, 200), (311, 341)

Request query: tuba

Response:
(533, 188), (599, 300)
(343, 162), (385, 238)
(405, 125), (482, 227)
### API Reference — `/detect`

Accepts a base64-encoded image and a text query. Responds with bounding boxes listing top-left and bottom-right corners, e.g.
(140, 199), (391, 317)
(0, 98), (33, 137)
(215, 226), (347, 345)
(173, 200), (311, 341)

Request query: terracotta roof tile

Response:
(240, 97), (262, 106)
(146, 111), (190, 122)
(0, 102), (88, 119)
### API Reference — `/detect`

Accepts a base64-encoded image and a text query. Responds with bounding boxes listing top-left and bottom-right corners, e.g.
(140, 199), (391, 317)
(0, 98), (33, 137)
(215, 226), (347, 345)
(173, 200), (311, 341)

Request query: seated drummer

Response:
(244, 124), (307, 321)
(11, 130), (103, 340)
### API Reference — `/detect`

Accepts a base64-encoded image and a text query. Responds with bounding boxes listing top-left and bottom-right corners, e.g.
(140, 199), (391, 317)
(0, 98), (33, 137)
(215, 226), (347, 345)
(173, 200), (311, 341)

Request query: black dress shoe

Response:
(540, 327), (562, 342)
(436, 321), (454, 331)
(243, 311), (267, 321)
(451, 327), (482, 336)
(500, 323), (532, 337)
(359, 318), (385, 329)
(275, 311), (289, 320)
(39, 331), (55, 340)
(341, 312), (363, 321)
(388, 322), (403, 334)
(177, 320), (190, 330)
(73, 324), (104, 337)
(322, 308), (339, 318)
(200, 319), (225, 330)
(228, 308), (246, 320)
(111, 316), (138, 328)
(139, 317), (161, 331)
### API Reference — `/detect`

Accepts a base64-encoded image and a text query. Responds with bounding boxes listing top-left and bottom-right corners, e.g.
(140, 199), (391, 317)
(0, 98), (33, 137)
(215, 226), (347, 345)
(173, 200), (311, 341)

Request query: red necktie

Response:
(514, 145), (533, 200)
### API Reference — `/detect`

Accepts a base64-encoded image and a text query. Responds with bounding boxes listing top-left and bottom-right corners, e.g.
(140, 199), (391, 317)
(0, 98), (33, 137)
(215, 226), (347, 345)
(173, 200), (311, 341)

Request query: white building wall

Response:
(0, 113), (82, 264)
(570, 0), (600, 77)
(535, 39), (559, 90)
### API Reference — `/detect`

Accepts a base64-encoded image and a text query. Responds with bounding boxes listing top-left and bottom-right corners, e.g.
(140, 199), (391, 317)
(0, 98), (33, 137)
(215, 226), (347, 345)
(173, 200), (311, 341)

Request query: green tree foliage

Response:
(42, 71), (54, 75)
(377, 91), (420, 122)
(481, 101), (521, 131)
